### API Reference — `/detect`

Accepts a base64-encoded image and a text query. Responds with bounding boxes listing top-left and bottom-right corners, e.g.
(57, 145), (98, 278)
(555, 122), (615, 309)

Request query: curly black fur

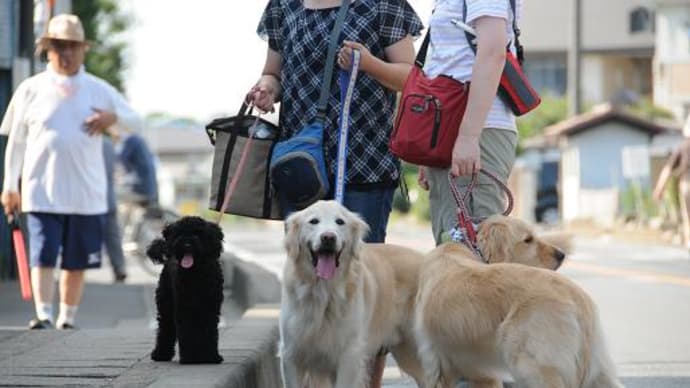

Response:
(147, 216), (225, 364)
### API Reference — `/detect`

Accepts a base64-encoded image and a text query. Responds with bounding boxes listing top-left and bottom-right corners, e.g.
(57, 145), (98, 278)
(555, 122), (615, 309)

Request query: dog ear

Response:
(284, 211), (302, 259)
(348, 211), (370, 260)
(477, 221), (511, 264)
(209, 222), (224, 242)
(162, 221), (178, 241)
(147, 238), (168, 264)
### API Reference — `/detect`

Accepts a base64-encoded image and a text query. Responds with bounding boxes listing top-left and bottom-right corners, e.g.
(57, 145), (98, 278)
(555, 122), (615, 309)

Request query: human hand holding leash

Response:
(84, 108), (116, 136)
(338, 41), (372, 71)
(451, 134), (481, 177)
(247, 75), (279, 113)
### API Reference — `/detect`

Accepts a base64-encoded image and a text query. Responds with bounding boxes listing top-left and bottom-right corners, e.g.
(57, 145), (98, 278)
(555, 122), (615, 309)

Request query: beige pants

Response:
(427, 128), (518, 245)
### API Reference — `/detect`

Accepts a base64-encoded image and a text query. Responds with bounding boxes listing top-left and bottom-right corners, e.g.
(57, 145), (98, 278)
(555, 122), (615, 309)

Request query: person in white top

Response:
(0, 14), (142, 329)
(341, 0), (522, 245)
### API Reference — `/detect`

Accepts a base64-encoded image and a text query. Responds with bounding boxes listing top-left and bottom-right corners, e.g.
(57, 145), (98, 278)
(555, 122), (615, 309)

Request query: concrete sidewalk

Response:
(0, 236), (282, 387)
(0, 315), (279, 387)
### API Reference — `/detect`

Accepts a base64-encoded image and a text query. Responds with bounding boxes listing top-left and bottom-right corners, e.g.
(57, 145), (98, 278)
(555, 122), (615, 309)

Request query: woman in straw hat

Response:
(0, 14), (142, 329)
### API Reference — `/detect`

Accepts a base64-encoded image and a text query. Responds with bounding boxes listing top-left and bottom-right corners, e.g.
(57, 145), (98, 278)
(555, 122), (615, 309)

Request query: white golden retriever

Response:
(415, 216), (623, 388)
(279, 200), (426, 388)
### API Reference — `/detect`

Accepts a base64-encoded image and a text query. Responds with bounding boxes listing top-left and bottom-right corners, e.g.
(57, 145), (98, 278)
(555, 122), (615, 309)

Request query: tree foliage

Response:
(72, 0), (131, 92)
(516, 96), (568, 147)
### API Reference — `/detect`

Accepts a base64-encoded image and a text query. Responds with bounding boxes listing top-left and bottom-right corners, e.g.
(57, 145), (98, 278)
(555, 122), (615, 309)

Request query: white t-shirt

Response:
(1, 65), (142, 214)
(424, 0), (522, 132)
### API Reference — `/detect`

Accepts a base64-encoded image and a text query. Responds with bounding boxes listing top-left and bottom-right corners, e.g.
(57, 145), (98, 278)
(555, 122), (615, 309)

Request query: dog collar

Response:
(447, 224), (487, 263)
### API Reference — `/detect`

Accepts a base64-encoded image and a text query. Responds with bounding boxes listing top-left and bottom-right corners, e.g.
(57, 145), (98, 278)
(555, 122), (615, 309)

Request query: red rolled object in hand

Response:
(10, 213), (32, 301)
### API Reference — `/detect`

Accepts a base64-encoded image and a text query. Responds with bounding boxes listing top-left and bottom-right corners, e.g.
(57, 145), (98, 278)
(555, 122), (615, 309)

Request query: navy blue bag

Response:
(269, 0), (351, 209)
(270, 123), (330, 208)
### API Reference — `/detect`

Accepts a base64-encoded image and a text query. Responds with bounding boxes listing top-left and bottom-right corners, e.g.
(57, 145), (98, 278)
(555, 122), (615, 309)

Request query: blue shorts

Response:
(27, 212), (105, 270)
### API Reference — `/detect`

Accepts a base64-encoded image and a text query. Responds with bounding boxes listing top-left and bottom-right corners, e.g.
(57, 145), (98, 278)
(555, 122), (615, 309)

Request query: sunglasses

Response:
(48, 40), (86, 52)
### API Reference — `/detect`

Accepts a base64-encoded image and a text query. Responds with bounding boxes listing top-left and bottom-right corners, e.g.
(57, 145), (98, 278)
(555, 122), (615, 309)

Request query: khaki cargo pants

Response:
(427, 128), (518, 245)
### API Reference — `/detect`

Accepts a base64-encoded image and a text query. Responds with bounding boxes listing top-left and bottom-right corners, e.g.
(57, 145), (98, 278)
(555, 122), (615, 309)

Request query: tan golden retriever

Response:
(415, 216), (623, 388)
(279, 200), (426, 387)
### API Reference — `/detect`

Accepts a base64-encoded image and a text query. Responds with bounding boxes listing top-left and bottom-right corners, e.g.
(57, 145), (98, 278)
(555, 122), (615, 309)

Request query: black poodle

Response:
(147, 216), (224, 364)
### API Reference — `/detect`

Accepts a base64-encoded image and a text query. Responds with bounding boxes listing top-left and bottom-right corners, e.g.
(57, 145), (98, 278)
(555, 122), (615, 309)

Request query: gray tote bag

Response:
(206, 103), (281, 220)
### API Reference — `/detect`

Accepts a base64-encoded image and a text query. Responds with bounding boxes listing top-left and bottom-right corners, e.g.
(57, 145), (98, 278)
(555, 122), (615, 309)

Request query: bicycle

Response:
(118, 195), (179, 277)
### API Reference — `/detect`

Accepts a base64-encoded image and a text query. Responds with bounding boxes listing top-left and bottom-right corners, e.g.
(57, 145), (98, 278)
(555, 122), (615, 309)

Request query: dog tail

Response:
(146, 238), (167, 264)
(583, 310), (624, 388)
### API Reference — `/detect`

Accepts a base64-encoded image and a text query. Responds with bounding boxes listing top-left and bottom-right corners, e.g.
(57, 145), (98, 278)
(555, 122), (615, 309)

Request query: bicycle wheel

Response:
(132, 208), (180, 277)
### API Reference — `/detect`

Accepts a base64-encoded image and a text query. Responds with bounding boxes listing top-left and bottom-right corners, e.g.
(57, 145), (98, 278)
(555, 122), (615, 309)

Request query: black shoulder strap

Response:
(463, 0), (524, 64)
(415, 30), (431, 68)
(315, 0), (352, 123)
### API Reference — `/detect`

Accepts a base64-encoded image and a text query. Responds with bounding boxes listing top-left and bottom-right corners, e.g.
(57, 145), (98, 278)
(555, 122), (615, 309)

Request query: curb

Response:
(221, 244), (282, 311)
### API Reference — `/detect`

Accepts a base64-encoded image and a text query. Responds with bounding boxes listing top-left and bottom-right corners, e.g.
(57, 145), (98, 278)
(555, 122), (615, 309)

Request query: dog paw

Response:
(151, 349), (174, 362)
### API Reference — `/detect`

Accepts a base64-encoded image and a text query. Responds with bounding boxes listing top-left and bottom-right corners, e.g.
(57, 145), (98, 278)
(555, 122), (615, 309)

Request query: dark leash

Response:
(447, 169), (514, 261)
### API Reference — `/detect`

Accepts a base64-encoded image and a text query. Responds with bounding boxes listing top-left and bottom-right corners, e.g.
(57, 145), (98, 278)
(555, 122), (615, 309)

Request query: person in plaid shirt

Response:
(247, 0), (422, 386)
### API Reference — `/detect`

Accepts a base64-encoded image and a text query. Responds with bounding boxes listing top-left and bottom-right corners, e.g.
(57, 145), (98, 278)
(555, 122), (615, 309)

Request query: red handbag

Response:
(390, 32), (469, 168)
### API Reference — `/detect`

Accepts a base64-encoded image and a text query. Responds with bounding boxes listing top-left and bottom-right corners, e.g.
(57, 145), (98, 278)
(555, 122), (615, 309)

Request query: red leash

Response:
(447, 169), (513, 260)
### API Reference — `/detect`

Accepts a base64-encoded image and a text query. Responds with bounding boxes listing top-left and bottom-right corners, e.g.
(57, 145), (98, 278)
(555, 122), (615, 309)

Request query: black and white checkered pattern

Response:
(258, 0), (423, 188)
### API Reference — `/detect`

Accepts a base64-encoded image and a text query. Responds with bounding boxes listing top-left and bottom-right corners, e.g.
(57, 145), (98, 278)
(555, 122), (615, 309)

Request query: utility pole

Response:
(568, 0), (582, 116)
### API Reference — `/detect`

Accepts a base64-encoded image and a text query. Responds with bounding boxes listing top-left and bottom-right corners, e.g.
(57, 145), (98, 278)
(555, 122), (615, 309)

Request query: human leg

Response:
(27, 213), (62, 327)
(342, 188), (395, 243)
(428, 128), (517, 245)
(56, 270), (85, 327)
(30, 267), (56, 327)
(342, 187), (395, 388)
(57, 214), (104, 328)
(103, 210), (127, 281)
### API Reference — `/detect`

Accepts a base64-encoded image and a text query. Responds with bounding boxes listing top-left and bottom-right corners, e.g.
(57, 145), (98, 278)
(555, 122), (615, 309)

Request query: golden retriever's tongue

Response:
(315, 253), (336, 280)
(181, 254), (194, 269)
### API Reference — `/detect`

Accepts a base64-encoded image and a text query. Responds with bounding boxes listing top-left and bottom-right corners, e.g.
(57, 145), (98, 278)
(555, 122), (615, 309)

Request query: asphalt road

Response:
(222, 220), (690, 388)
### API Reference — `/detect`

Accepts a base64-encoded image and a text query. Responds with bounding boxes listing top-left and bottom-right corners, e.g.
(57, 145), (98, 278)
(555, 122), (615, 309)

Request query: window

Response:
(630, 7), (654, 33)
(523, 57), (567, 96)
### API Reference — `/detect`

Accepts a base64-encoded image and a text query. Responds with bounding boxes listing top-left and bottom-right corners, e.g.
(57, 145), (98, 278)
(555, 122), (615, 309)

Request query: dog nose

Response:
(554, 249), (565, 262)
(320, 232), (337, 249)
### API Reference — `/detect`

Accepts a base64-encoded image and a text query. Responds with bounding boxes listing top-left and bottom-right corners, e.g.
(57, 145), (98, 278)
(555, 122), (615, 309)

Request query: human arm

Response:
(451, 16), (507, 177)
(338, 37), (415, 92)
(249, 0), (284, 113)
(1, 88), (29, 216)
(85, 84), (143, 136)
(247, 47), (282, 113)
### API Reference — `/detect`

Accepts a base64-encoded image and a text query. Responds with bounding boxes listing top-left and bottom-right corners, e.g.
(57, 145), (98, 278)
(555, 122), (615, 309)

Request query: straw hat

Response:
(36, 14), (91, 52)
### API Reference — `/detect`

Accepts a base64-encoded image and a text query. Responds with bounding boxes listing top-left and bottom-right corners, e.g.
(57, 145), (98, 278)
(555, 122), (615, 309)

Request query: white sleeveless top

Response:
(424, 0), (523, 132)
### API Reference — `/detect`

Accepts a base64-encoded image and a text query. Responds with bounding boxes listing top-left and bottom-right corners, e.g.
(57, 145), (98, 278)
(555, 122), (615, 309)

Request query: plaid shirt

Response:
(258, 0), (423, 189)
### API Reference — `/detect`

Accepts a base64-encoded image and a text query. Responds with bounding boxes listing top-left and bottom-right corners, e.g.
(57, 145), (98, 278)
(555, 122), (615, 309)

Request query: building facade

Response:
(654, 0), (690, 120)
(520, 0), (656, 104)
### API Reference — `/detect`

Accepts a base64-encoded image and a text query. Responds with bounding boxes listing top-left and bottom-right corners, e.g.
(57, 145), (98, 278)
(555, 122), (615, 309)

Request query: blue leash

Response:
(334, 49), (360, 204)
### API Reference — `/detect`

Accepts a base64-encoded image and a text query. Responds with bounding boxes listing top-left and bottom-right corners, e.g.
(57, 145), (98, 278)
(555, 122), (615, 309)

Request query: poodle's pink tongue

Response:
(315, 253), (336, 280)
(181, 254), (194, 269)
